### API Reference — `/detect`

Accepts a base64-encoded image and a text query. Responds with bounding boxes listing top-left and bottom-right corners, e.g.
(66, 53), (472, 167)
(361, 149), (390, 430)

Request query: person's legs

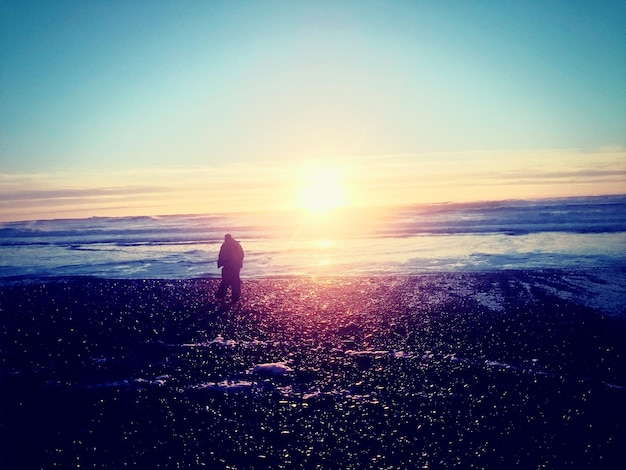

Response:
(231, 273), (241, 301)
(222, 267), (241, 302)
(216, 270), (229, 299)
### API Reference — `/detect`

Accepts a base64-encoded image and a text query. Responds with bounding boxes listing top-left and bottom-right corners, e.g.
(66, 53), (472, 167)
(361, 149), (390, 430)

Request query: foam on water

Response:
(1, 195), (625, 278)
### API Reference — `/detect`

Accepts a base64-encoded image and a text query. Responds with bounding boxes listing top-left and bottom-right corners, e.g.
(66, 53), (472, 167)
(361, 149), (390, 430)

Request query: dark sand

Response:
(2, 270), (626, 469)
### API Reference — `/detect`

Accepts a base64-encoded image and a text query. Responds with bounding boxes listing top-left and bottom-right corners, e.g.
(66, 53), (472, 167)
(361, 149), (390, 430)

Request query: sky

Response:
(1, 0), (625, 222)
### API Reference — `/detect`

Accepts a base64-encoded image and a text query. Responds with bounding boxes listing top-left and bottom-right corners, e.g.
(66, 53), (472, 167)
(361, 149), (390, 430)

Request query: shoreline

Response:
(2, 266), (625, 314)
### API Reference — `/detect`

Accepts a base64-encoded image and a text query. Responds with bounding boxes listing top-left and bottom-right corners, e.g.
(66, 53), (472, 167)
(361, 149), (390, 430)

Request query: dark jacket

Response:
(218, 237), (244, 269)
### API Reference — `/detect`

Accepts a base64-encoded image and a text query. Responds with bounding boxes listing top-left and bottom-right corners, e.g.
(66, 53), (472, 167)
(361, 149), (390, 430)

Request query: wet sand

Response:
(2, 270), (626, 468)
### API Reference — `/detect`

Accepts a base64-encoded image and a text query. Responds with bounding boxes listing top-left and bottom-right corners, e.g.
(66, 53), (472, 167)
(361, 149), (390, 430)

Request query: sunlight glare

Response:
(299, 166), (345, 212)
(318, 239), (331, 249)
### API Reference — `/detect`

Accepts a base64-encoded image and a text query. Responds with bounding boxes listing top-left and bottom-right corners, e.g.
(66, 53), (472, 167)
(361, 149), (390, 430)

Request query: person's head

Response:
(225, 233), (233, 241)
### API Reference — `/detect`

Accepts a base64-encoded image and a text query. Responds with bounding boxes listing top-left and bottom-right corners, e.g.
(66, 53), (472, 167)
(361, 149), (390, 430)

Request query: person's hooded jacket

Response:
(217, 235), (244, 269)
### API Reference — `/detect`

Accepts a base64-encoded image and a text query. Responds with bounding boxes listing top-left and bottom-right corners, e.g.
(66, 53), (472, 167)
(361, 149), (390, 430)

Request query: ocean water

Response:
(1, 195), (625, 279)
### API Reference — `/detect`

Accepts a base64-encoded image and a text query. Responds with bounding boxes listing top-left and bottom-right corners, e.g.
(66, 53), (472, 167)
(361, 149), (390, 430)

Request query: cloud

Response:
(0, 163), (299, 221)
(1, 148), (625, 222)
(339, 148), (626, 206)
(0, 186), (169, 202)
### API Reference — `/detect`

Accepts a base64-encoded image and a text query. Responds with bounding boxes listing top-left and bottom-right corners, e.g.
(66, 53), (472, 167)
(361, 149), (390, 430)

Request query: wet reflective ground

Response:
(2, 271), (626, 468)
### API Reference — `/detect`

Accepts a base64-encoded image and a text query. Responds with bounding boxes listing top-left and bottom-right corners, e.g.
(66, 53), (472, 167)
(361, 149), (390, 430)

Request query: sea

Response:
(1, 195), (625, 279)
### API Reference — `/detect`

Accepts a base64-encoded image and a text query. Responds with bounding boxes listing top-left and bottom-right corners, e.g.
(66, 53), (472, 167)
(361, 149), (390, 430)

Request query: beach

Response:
(3, 0), (626, 466)
(2, 269), (626, 468)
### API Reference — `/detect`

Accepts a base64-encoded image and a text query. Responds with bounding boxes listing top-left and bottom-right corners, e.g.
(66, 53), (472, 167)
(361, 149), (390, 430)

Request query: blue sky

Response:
(1, 1), (625, 220)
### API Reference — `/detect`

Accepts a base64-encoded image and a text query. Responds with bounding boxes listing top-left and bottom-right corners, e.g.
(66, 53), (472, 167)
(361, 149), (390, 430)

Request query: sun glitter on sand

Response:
(1, 269), (626, 468)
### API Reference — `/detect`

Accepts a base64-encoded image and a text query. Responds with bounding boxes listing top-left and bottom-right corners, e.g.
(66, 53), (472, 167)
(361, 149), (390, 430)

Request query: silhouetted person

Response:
(216, 234), (244, 302)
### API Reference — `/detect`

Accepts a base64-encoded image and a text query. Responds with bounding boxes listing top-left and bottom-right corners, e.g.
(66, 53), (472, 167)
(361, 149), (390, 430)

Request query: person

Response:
(216, 233), (244, 302)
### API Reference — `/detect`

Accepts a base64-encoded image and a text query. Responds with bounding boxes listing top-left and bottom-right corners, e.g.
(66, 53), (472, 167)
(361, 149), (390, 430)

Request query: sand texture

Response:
(2, 269), (626, 468)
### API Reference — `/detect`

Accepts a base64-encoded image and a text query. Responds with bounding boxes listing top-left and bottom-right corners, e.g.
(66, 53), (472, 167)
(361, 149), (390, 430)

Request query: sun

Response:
(299, 166), (345, 212)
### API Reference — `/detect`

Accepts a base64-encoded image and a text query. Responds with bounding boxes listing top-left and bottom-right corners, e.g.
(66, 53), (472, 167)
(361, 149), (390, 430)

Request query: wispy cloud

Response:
(0, 163), (297, 221)
(342, 148), (626, 206)
(0, 186), (169, 202)
(1, 148), (625, 222)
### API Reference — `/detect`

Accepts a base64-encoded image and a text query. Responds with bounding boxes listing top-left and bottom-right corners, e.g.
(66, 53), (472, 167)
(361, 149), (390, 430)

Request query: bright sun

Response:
(299, 166), (345, 212)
